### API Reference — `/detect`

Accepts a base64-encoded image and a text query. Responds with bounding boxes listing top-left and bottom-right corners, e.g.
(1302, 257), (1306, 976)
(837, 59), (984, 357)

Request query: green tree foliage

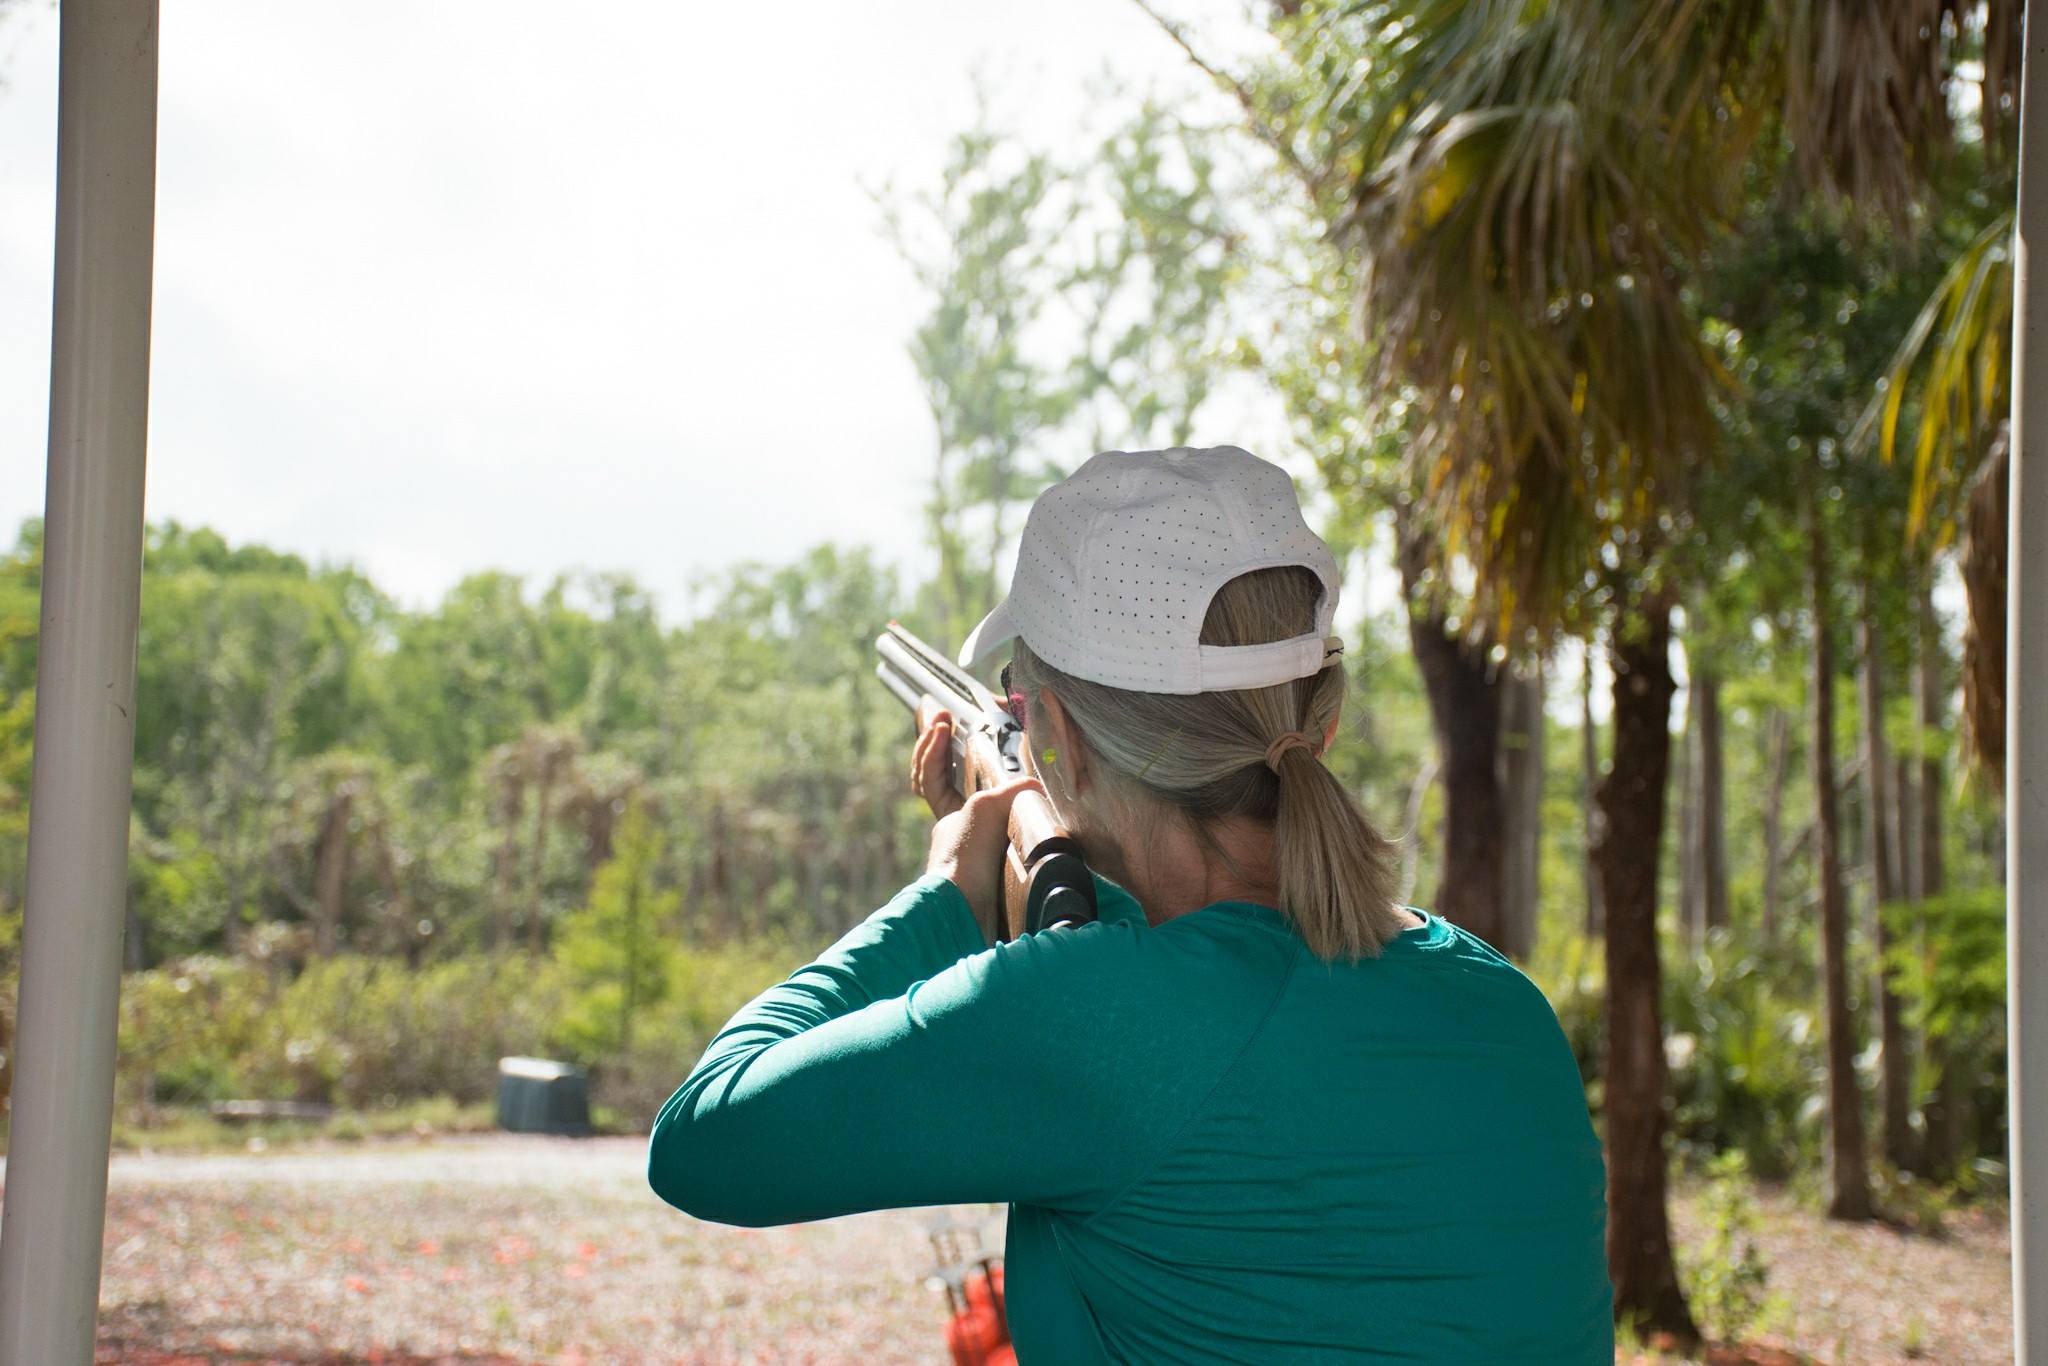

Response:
(875, 106), (1081, 641)
(877, 95), (1253, 640)
(0, 517), (929, 986)
(552, 797), (680, 1060)
(1059, 98), (1247, 452)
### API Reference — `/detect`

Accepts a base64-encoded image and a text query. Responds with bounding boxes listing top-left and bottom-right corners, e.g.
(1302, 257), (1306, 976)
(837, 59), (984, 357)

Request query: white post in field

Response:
(2012, 0), (2048, 1359)
(0, 5), (160, 1365)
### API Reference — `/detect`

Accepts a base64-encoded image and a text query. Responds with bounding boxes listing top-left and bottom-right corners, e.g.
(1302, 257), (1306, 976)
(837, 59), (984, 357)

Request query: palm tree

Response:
(481, 724), (585, 953)
(1274, 2), (1735, 1338)
(560, 750), (647, 876)
(272, 753), (405, 959)
(1137, 0), (2018, 1339)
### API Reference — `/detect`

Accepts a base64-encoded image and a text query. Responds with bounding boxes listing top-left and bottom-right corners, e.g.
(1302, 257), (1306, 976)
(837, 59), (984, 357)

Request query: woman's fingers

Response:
(912, 709), (964, 820)
(925, 774), (1044, 943)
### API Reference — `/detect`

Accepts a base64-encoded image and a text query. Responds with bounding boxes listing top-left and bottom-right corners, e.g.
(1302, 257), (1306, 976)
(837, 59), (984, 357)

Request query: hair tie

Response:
(1263, 731), (1315, 774)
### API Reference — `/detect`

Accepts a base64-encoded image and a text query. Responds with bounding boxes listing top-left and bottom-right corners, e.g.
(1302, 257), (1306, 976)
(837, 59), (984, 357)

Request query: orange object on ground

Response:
(943, 1263), (1011, 1366)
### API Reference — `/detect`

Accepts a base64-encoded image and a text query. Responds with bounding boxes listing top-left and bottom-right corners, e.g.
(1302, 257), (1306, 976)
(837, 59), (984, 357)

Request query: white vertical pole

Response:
(0, 4), (160, 1365)
(2013, 1), (2048, 1359)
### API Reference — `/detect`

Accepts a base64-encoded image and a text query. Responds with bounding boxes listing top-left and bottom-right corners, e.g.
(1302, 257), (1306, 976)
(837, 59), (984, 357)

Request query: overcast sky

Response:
(0, 1), (1278, 614)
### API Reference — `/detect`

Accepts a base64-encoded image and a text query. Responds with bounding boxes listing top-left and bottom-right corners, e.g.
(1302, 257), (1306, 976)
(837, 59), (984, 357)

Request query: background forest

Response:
(0, 1), (2028, 1356)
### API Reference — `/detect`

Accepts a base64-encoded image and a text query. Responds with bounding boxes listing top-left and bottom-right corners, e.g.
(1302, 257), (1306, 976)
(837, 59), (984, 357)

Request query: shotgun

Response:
(875, 621), (1097, 939)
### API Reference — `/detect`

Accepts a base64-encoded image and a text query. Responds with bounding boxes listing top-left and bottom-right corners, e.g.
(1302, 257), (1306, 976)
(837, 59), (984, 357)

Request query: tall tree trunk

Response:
(709, 803), (731, 902)
(1916, 587), (1946, 899)
(313, 787), (353, 959)
(1894, 753), (1920, 907)
(1694, 666), (1727, 933)
(619, 873), (642, 1057)
(1582, 648), (1603, 938)
(492, 776), (522, 955)
(223, 867), (246, 958)
(1676, 688), (1700, 947)
(583, 798), (621, 877)
(1761, 708), (1791, 941)
(1411, 620), (1506, 948)
(929, 461), (970, 644)
(1914, 582), (1953, 1176)
(529, 766), (557, 955)
(371, 824), (412, 967)
(1400, 530), (1507, 950)
(1957, 430), (2006, 774)
(1810, 505), (1874, 1221)
(1498, 662), (1545, 961)
(1889, 744), (1929, 1176)
(1595, 598), (1697, 1342)
(1857, 582), (1913, 1170)
(1858, 584), (1899, 906)
(124, 896), (147, 972)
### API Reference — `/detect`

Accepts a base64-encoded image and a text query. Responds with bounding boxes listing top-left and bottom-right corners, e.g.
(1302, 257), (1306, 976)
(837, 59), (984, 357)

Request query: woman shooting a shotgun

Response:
(650, 446), (1612, 1363)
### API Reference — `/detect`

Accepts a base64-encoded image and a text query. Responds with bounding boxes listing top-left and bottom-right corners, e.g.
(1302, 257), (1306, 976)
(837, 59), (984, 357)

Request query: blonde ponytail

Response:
(1267, 741), (1403, 960)
(1011, 566), (1405, 961)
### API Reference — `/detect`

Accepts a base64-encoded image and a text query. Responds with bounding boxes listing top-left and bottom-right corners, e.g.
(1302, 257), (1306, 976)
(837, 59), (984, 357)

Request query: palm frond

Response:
(1847, 210), (2012, 538)
(1292, 0), (2007, 633)
(1771, 0), (1954, 221)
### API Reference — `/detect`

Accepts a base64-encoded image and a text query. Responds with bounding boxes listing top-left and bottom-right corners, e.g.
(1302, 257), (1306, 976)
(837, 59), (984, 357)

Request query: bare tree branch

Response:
(1125, 0), (1328, 203)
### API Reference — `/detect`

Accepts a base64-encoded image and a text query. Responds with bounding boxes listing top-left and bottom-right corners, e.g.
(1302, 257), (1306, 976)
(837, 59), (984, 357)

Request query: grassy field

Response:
(0, 1133), (2010, 1365)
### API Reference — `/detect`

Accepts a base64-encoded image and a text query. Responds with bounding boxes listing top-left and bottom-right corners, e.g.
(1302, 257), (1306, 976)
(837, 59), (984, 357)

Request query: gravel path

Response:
(71, 1135), (993, 1365)
(0, 1135), (2014, 1364)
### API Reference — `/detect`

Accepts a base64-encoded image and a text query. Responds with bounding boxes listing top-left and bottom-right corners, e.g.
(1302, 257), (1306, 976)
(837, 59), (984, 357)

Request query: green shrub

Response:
(1680, 1150), (1773, 1344)
(247, 952), (573, 1106)
(574, 940), (795, 1122)
(115, 936), (787, 1125)
(1883, 888), (2008, 1182)
(1872, 1160), (1950, 1237)
(1663, 929), (1825, 1180)
(120, 950), (573, 1109)
(118, 955), (272, 1105)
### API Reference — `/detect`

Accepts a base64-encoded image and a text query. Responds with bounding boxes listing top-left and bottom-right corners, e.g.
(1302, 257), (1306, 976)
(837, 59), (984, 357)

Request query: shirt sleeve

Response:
(646, 873), (1187, 1227)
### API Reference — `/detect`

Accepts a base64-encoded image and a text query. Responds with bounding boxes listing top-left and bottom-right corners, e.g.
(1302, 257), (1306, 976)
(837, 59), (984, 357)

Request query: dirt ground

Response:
(76, 1136), (962, 1365)
(0, 1134), (2012, 1365)
(1659, 1177), (2011, 1366)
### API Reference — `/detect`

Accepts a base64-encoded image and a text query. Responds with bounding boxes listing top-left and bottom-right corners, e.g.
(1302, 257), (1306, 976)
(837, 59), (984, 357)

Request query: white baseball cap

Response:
(958, 445), (1343, 695)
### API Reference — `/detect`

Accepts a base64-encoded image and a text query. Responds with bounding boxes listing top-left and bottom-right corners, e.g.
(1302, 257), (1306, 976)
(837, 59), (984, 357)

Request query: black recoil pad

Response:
(1024, 850), (1097, 934)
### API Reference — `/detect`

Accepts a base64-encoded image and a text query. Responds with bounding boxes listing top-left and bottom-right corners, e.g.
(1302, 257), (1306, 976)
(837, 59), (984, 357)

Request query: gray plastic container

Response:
(494, 1055), (592, 1135)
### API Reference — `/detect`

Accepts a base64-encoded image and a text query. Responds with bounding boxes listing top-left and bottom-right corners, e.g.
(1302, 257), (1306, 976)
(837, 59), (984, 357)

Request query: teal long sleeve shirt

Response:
(649, 875), (1613, 1364)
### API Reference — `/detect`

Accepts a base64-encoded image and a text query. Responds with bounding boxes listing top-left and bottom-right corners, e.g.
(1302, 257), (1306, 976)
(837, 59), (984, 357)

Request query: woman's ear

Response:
(1321, 697), (1342, 756)
(1036, 688), (1089, 795)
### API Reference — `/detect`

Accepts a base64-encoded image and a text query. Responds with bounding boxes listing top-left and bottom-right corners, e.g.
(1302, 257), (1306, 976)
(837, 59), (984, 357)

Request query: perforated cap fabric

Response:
(958, 446), (1343, 694)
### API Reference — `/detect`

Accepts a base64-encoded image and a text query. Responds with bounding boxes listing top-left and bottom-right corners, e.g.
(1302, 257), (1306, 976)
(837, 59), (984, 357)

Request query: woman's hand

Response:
(911, 709), (965, 820)
(926, 775), (1041, 944)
